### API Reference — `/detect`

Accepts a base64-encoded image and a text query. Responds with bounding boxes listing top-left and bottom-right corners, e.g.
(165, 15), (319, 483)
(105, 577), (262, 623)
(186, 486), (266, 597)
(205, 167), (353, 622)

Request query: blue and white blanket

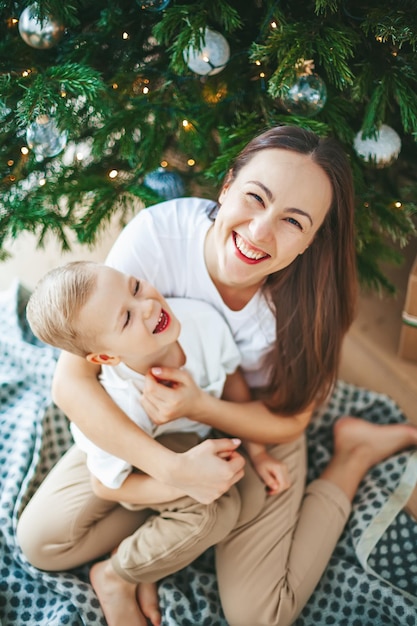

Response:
(1, 280), (417, 626)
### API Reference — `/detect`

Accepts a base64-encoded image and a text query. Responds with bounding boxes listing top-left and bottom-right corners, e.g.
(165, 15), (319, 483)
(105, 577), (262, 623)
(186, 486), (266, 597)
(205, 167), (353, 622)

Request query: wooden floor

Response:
(340, 241), (417, 425)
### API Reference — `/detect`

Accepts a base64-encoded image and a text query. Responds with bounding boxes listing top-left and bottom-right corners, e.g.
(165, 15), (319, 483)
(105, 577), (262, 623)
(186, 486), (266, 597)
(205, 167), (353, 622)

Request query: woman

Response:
(17, 126), (417, 626)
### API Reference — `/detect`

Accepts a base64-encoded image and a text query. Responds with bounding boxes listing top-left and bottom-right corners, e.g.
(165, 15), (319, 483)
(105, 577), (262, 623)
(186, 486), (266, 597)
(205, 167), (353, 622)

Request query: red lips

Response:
(153, 309), (170, 334)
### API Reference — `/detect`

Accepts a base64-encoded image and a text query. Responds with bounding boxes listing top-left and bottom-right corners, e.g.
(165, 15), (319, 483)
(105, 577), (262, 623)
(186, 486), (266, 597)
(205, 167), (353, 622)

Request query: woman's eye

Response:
(286, 217), (302, 230)
(133, 280), (140, 295)
(123, 311), (131, 329)
(248, 192), (264, 205)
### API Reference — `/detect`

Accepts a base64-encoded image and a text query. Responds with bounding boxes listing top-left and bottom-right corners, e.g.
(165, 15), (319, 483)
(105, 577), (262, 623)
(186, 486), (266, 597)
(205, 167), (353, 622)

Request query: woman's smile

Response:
(233, 232), (270, 264)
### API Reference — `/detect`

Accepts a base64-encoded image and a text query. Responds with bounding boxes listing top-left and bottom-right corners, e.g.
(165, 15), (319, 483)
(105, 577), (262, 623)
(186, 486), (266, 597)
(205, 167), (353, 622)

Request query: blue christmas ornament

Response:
(144, 167), (185, 200)
(138, 0), (171, 11)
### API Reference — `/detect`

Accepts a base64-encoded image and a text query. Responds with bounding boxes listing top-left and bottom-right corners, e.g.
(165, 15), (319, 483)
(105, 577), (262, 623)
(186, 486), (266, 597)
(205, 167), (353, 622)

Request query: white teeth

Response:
(235, 234), (267, 260)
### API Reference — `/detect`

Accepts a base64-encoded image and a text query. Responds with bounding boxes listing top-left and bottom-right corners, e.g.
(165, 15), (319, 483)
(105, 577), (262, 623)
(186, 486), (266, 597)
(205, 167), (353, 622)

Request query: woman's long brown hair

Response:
(226, 126), (358, 414)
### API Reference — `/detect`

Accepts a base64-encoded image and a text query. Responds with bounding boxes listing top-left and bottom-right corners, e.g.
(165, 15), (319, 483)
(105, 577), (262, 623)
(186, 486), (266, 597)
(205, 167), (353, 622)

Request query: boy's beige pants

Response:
(17, 433), (351, 626)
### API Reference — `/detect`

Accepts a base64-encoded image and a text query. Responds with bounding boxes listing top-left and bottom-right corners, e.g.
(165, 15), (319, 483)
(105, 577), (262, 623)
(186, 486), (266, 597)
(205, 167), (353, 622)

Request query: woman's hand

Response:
(141, 366), (204, 425)
(171, 438), (246, 503)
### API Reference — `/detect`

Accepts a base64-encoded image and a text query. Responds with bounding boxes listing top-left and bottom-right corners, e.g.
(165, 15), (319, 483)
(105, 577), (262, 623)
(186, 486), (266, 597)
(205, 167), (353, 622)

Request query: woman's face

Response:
(206, 148), (332, 294)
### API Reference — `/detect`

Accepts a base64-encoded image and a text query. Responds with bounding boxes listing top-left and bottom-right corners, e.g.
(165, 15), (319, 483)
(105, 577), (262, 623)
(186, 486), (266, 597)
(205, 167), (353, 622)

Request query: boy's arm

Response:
(90, 471), (186, 505)
(52, 351), (245, 504)
(222, 371), (292, 495)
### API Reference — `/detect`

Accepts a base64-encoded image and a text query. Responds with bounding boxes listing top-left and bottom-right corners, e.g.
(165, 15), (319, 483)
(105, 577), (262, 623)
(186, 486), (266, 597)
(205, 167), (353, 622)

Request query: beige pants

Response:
(17, 435), (351, 626)
(17, 433), (241, 583)
(216, 436), (351, 626)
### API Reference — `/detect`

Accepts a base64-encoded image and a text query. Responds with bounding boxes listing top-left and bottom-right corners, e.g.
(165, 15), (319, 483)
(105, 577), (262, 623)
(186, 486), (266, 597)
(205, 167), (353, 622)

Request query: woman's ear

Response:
(219, 170), (233, 203)
(86, 353), (121, 366)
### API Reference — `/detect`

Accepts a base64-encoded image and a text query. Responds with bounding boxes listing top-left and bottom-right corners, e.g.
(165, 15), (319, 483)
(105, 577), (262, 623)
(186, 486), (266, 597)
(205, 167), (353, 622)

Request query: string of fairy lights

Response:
(2, 0), (407, 204)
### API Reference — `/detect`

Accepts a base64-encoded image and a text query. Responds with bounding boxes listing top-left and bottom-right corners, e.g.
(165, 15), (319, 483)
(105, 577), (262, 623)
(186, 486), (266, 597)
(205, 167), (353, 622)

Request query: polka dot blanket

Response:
(1, 280), (417, 626)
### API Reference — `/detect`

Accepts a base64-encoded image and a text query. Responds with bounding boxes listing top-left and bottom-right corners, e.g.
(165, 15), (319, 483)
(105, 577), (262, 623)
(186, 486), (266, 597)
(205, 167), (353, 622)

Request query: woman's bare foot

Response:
(321, 416), (417, 500)
(90, 559), (148, 626)
(137, 581), (161, 626)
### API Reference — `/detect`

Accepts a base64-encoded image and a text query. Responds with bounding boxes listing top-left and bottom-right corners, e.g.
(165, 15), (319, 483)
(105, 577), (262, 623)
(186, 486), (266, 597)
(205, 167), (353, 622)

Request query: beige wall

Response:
(0, 222), (122, 291)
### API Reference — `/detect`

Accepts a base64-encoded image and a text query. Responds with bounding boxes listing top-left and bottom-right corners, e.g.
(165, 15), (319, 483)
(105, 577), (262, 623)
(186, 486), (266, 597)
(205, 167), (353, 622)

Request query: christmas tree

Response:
(1, 0), (417, 292)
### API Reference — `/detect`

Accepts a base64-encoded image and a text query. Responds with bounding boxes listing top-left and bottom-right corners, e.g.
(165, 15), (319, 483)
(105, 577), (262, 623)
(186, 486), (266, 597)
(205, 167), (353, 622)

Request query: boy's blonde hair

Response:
(26, 261), (99, 357)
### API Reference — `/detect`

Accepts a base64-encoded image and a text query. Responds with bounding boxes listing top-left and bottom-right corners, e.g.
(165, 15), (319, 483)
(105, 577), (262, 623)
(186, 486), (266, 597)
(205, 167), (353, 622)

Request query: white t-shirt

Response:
(71, 298), (241, 489)
(105, 197), (276, 389)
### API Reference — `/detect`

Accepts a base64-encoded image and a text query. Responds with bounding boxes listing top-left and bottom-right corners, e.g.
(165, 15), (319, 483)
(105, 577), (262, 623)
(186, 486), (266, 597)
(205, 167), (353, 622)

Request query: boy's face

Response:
(79, 265), (180, 363)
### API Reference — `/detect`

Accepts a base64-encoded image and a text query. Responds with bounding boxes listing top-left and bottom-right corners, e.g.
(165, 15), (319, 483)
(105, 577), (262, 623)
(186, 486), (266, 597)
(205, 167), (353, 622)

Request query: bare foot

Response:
(137, 581), (161, 626)
(321, 416), (417, 500)
(90, 559), (148, 626)
(334, 416), (417, 463)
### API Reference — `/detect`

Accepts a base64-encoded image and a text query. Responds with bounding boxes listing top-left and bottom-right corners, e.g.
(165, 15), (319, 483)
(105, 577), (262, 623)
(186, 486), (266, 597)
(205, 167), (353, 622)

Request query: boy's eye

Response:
(123, 311), (131, 329)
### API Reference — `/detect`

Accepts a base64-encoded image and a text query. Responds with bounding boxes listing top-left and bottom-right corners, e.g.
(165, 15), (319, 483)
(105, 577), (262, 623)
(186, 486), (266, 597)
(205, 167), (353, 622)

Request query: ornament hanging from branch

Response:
(353, 124), (402, 168)
(18, 3), (65, 49)
(144, 167), (185, 200)
(279, 59), (327, 117)
(183, 28), (230, 76)
(137, 0), (171, 11)
(26, 114), (68, 161)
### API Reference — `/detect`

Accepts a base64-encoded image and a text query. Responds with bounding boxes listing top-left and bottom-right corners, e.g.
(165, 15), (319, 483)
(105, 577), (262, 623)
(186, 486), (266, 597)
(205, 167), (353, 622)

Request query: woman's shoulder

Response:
(134, 196), (214, 223)
(146, 196), (216, 229)
(105, 197), (214, 270)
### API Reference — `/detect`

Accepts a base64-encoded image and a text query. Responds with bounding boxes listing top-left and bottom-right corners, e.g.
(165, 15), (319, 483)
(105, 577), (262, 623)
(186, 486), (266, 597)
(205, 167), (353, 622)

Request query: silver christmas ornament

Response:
(138, 0), (171, 11)
(18, 3), (65, 49)
(280, 73), (327, 117)
(144, 167), (185, 200)
(183, 28), (230, 76)
(353, 124), (402, 168)
(26, 115), (68, 160)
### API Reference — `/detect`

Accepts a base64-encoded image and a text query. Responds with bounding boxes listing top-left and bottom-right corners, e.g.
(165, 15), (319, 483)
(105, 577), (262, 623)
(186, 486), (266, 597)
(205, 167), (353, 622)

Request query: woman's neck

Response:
(211, 276), (260, 311)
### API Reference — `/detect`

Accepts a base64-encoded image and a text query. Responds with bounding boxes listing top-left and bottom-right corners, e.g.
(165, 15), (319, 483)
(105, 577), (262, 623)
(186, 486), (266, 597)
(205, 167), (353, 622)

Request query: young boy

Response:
(26, 260), (291, 626)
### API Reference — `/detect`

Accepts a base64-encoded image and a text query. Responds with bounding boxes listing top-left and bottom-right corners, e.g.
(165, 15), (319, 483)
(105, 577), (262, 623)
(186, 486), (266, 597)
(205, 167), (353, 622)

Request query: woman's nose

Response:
(248, 215), (273, 242)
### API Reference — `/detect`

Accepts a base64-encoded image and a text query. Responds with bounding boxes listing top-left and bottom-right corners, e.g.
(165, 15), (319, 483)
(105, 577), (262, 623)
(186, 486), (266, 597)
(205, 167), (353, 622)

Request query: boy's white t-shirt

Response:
(71, 298), (241, 489)
(105, 197), (276, 390)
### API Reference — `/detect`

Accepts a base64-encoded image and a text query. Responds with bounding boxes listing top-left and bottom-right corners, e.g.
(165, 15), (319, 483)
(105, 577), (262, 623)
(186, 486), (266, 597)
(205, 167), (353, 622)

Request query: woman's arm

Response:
(52, 351), (246, 504)
(90, 472), (186, 505)
(141, 366), (312, 444)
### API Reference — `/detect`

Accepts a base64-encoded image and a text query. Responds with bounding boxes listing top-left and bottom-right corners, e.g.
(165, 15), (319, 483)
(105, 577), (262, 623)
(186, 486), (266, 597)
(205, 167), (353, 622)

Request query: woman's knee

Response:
(16, 507), (62, 570)
(221, 591), (297, 626)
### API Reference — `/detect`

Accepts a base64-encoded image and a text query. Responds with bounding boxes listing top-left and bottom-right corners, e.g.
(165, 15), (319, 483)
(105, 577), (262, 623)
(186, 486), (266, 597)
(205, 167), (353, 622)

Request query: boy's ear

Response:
(86, 353), (121, 366)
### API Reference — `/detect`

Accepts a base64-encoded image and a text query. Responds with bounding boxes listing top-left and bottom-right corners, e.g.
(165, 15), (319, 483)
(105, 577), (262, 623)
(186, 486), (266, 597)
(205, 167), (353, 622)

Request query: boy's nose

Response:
(141, 299), (156, 320)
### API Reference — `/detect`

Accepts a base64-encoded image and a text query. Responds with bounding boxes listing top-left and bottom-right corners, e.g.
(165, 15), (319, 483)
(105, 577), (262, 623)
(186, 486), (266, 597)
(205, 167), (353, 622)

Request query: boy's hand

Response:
(250, 449), (291, 496)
